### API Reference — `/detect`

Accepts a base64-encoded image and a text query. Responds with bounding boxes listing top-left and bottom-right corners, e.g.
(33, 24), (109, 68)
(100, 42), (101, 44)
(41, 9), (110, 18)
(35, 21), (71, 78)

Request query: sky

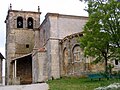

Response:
(0, 0), (88, 57)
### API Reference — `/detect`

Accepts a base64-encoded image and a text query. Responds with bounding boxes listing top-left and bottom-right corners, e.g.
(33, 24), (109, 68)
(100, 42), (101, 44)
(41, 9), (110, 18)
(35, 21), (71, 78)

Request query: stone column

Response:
(14, 60), (17, 78)
(67, 39), (72, 75)
(34, 28), (40, 49)
(12, 62), (14, 78)
(50, 39), (60, 79)
(13, 60), (17, 78)
(32, 28), (40, 83)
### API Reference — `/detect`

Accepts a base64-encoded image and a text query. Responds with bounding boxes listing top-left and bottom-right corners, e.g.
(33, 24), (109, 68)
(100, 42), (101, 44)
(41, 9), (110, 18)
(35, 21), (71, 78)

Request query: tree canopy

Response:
(79, 0), (120, 73)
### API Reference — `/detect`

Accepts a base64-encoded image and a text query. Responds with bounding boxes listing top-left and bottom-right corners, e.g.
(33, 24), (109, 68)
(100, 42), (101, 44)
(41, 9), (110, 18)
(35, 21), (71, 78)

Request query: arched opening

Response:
(17, 16), (23, 28)
(72, 45), (81, 62)
(72, 45), (84, 75)
(27, 17), (33, 29)
(63, 48), (68, 75)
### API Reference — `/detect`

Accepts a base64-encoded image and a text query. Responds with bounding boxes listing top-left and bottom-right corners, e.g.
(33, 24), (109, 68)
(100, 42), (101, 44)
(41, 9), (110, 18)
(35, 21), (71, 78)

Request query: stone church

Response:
(5, 4), (119, 85)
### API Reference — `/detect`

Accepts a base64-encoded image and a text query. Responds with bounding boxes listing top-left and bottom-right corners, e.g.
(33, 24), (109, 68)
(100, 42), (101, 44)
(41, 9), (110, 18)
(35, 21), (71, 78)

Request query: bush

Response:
(95, 83), (120, 90)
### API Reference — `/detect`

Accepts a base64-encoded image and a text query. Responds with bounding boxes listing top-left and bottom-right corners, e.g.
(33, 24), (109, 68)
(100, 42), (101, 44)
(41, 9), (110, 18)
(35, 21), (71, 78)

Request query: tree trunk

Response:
(102, 51), (108, 73)
(104, 55), (108, 73)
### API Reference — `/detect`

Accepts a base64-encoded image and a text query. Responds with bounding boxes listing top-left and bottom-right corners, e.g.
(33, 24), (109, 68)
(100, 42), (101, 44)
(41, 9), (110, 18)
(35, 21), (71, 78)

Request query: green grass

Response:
(47, 77), (120, 90)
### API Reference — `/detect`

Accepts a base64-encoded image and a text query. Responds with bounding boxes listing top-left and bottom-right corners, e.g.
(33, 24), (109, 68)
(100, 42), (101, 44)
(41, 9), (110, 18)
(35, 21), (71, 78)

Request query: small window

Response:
(17, 16), (23, 28)
(115, 60), (118, 65)
(27, 17), (33, 29)
(26, 44), (29, 48)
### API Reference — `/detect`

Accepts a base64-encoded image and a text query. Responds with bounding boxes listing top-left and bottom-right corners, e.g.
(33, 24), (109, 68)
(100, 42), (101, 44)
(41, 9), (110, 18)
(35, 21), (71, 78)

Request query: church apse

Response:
(60, 33), (98, 77)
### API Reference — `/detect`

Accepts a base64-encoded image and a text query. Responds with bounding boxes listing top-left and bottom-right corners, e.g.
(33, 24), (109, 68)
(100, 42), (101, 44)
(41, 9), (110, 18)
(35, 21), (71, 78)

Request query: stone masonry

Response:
(5, 5), (41, 84)
(5, 5), (114, 85)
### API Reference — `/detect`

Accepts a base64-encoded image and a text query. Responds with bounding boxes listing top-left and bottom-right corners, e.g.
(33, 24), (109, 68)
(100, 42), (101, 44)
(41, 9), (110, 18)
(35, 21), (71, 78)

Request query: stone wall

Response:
(58, 15), (88, 39)
(5, 9), (41, 84)
(38, 51), (47, 82)
(6, 29), (34, 84)
(32, 50), (47, 83)
(60, 33), (104, 76)
(6, 29), (34, 59)
(39, 13), (88, 79)
(5, 10), (40, 31)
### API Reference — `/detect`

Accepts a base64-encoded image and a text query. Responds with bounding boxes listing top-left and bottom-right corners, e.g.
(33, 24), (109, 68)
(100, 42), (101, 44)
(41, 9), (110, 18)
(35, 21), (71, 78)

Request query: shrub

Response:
(95, 83), (120, 90)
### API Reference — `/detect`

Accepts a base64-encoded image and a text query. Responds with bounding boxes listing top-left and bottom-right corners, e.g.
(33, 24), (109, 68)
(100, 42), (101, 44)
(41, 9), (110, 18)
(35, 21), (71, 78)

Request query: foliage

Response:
(80, 0), (120, 3)
(107, 64), (114, 74)
(95, 83), (120, 90)
(79, 0), (120, 73)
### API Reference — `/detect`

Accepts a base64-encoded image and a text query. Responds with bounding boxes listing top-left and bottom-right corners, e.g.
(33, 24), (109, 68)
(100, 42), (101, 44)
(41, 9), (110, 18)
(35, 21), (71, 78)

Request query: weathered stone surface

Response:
(32, 51), (47, 83)
(5, 8), (107, 85)
(5, 9), (40, 84)
(39, 13), (88, 79)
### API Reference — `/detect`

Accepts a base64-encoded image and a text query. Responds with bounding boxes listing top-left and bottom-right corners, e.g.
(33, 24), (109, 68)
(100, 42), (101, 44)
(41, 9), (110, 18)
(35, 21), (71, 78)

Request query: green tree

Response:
(79, 0), (120, 73)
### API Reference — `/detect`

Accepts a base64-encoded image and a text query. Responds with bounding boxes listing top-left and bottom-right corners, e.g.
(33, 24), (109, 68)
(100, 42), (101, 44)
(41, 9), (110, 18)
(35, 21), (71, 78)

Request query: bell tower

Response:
(5, 4), (41, 84)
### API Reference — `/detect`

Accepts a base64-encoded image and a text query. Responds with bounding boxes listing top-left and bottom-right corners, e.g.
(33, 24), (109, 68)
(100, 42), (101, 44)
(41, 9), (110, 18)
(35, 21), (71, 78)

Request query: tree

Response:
(79, 0), (120, 73)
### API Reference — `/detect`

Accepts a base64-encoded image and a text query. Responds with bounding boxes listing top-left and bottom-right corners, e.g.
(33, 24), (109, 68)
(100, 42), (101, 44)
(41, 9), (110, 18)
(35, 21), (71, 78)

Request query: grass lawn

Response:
(47, 77), (120, 90)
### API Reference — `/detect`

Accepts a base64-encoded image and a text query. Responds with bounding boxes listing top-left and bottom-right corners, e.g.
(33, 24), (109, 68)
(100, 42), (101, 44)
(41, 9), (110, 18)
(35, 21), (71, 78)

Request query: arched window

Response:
(72, 45), (84, 75)
(17, 16), (23, 28)
(115, 60), (118, 65)
(27, 17), (33, 29)
(72, 45), (81, 62)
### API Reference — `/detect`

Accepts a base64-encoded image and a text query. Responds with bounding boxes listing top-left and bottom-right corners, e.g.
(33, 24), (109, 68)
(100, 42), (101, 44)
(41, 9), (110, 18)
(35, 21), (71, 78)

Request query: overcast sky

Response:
(0, 0), (88, 57)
